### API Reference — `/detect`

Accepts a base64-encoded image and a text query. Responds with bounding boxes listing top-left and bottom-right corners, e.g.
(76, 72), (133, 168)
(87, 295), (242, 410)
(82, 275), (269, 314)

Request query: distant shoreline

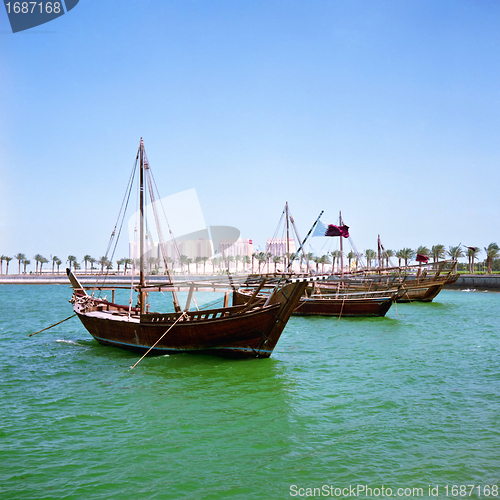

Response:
(0, 273), (499, 290)
(0, 273), (217, 286)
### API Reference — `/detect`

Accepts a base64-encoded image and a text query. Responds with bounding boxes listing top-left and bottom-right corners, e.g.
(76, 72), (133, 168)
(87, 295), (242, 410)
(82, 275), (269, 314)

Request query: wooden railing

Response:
(141, 304), (250, 323)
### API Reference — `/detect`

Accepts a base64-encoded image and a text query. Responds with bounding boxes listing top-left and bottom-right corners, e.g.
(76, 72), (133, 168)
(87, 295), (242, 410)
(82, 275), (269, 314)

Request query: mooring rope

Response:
(130, 312), (188, 369)
(28, 314), (77, 337)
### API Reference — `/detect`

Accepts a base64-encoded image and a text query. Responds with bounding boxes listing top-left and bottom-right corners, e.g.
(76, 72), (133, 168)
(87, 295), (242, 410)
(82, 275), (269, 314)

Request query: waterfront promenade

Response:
(444, 274), (500, 290)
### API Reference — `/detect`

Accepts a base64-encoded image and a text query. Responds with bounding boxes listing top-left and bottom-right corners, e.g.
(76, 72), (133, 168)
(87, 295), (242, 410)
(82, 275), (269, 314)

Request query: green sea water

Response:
(0, 285), (499, 499)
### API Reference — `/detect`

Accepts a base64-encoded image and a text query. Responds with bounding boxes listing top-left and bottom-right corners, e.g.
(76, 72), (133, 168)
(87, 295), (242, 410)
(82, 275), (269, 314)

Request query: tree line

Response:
(1, 243), (499, 275)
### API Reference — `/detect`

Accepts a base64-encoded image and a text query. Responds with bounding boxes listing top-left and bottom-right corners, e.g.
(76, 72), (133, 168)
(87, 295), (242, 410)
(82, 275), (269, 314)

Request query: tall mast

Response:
(139, 138), (146, 314)
(339, 211), (344, 277)
(140, 141), (182, 314)
(377, 234), (382, 270)
(285, 202), (290, 270)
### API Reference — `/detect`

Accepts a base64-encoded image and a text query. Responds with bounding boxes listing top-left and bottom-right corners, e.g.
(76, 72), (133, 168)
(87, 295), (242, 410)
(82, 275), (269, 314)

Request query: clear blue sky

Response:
(1, 0), (499, 266)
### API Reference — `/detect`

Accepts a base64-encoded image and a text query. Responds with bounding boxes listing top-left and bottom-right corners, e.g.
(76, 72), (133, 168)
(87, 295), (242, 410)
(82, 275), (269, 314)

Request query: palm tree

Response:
(55, 259), (62, 274)
(319, 254), (331, 274)
(347, 251), (356, 271)
(0, 255), (5, 274)
(446, 245), (463, 273)
(226, 255), (234, 272)
(148, 256), (157, 273)
(329, 250), (340, 273)
(484, 243), (499, 274)
(255, 252), (267, 273)
(116, 258), (124, 274)
(398, 248), (415, 267)
(98, 256), (108, 273)
(365, 249), (376, 269)
(82, 255), (93, 274)
(34, 254), (44, 274)
(14, 253), (26, 274)
(194, 256), (203, 274)
(466, 247), (481, 274)
(88, 257), (96, 274)
(382, 249), (394, 268)
(296, 251), (304, 273)
(39, 256), (48, 273)
(52, 255), (59, 274)
(179, 254), (189, 273)
(312, 256), (323, 274)
(272, 255), (282, 272)
(23, 259), (31, 273)
(200, 256), (208, 274)
(123, 258), (132, 275)
(328, 251), (336, 273)
(234, 255), (242, 273)
(163, 256), (173, 274)
(242, 255), (250, 272)
(284, 253), (291, 269)
(4, 256), (13, 275)
(415, 246), (430, 268)
(416, 246), (430, 258)
(431, 244), (446, 263)
(211, 256), (220, 273)
(67, 255), (77, 271)
(447, 244), (463, 261)
(303, 252), (314, 273)
(265, 253), (272, 273)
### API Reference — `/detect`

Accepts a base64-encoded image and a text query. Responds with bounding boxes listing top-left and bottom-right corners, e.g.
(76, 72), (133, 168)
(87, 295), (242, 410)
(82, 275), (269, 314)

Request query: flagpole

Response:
(263, 210), (324, 307)
(378, 234), (382, 272)
(339, 211), (344, 277)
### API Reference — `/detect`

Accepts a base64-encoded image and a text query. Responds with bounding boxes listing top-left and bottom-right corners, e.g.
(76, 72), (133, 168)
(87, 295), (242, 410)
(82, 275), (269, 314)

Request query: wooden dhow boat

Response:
(232, 277), (401, 317)
(67, 139), (310, 359)
(236, 206), (400, 317)
(315, 231), (458, 303)
(325, 260), (458, 303)
(294, 288), (399, 317)
(68, 269), (308, 358)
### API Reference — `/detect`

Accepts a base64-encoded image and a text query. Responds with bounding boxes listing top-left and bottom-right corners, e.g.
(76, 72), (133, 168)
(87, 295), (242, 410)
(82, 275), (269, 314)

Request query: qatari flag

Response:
(416, 253), (429, 263)
(325, 224), (349, 238)
(313, 221), (349, 238)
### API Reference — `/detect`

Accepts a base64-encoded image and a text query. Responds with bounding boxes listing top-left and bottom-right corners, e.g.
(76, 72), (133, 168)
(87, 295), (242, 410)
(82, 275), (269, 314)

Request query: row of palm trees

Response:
(0, 253), (250, 275)
(302, 243), (500, 274)
(388, 243), (500, 274)
(1, 243), (499, 275)
(0, 254), (116, 276)
(243, 244), (500, 274)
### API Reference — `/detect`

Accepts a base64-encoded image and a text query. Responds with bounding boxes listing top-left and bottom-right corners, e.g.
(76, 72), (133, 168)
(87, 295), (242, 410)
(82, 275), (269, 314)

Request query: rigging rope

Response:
(147, 163), (184, 268)
(92, 151), (139, 294)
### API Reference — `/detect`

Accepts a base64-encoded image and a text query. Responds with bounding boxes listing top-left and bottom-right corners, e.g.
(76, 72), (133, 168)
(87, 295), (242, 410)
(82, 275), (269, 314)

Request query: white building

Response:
(265, 238), (296, 257)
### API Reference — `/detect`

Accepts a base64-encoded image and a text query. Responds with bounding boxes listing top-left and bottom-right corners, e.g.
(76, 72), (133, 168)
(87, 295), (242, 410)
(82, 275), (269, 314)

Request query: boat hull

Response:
(76, 306), (280, 358)
(325, 273), (457, 303)
(233, 289), (395, 317)
(293, 296), (394, 317)
(72, 280), (307, 359)
(396, 283), (444, 302)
